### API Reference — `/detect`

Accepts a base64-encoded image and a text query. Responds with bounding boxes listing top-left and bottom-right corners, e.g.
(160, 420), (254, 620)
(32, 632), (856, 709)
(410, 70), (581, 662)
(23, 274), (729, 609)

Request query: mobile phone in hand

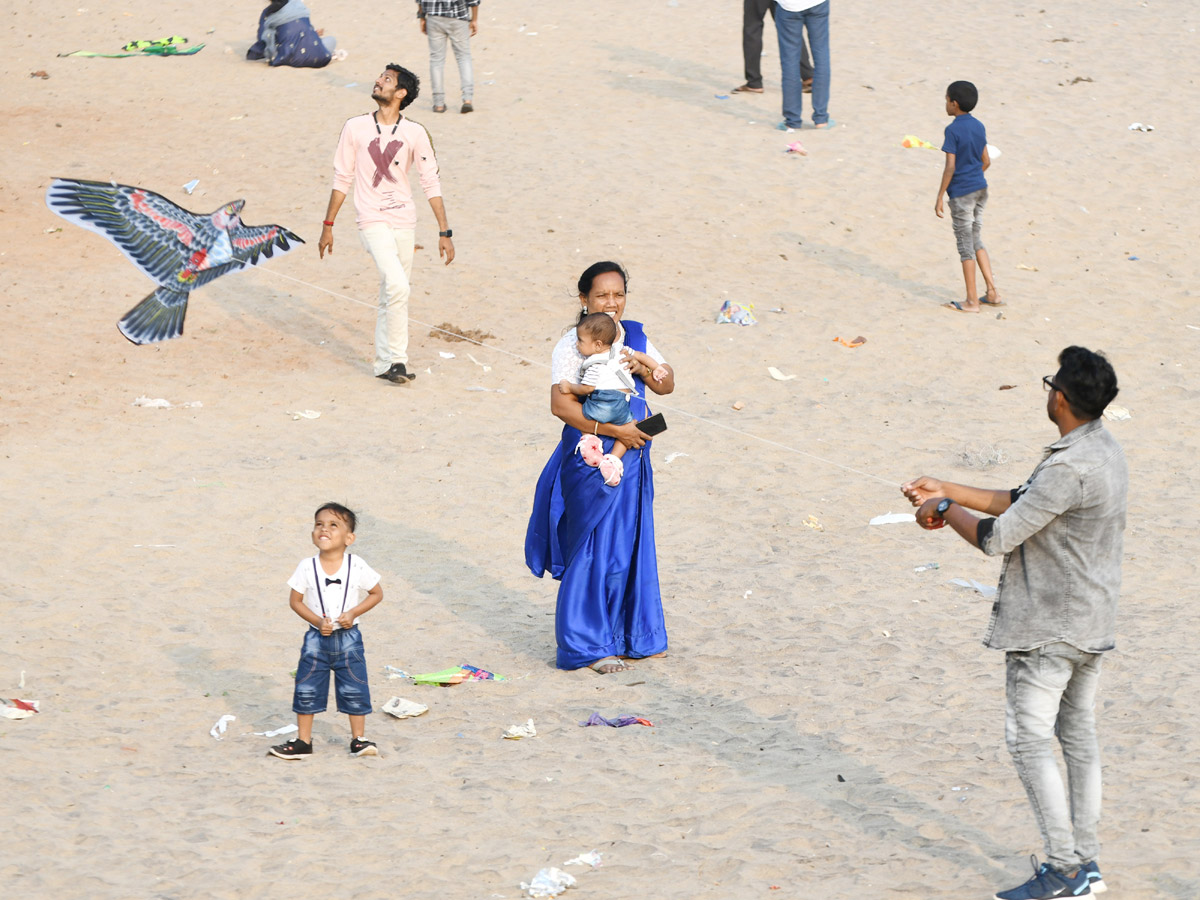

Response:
(638, 412), (667, 436)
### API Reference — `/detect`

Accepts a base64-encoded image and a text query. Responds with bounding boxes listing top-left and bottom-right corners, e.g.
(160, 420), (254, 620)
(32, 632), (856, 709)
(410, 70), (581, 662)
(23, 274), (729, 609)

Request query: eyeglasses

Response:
(1042, 375), (1071, 404)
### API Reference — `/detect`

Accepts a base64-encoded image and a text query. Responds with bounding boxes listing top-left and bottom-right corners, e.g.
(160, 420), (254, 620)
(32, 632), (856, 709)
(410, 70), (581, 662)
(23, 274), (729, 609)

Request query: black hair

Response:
(946, 80), (978, 113)
(386, 63), (419, 110)
(1055, 346), (1119, 420)
(315, 502), (357, 533)
(577, 311), (618, 346)
(575, 261), (628, 325)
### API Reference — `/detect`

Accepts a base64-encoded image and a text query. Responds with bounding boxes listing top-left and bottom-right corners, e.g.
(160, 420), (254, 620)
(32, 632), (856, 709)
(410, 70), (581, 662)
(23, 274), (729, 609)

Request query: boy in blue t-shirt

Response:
(935, 80), (1003, 312)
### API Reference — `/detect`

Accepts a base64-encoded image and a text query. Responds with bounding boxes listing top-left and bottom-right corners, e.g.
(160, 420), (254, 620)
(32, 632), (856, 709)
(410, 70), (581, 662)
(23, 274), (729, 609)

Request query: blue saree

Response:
(525, 320), (669, 669)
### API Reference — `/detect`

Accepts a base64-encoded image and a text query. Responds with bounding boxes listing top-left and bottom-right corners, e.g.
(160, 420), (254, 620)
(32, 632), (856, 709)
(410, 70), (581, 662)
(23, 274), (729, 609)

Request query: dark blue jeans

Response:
(292, 625), (372, 716)
(777, 1), (830, 127)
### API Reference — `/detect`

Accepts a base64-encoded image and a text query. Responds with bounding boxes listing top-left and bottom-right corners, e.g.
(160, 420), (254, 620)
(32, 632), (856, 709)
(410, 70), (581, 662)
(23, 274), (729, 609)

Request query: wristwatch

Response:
(439, 229), (453, 238)
(935, 498), (954, 517)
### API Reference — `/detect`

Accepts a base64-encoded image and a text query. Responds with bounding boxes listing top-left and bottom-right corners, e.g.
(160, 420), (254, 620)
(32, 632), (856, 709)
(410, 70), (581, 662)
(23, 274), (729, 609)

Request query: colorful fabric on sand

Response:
(58, 36), (204, 58)
(578, 713), (653, 727)
(715, 299), (757, 325)
(44, 178), (302, 345)
(525, 319), (669, 670)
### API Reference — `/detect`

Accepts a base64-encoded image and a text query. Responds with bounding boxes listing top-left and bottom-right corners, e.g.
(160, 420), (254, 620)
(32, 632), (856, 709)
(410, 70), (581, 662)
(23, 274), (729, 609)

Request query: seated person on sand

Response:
(247, 0), (336, 68)
(559, 312), (667, 487)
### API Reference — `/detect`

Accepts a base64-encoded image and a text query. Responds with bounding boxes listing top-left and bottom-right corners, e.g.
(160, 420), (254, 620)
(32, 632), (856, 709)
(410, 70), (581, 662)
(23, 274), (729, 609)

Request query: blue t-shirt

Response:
(942, 113), (988, 198)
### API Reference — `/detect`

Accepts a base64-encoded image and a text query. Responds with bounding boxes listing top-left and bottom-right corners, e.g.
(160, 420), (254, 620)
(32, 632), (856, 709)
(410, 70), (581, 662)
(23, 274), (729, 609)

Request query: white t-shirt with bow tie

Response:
(288, 554), (381, 630)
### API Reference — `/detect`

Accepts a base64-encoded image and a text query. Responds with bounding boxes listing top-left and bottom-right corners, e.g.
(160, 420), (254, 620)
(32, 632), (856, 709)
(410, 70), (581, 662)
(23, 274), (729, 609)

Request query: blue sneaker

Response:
(775, 120), (799, 132)
(994, 856), (1091, 900)
(1080, 861), (1106, 894)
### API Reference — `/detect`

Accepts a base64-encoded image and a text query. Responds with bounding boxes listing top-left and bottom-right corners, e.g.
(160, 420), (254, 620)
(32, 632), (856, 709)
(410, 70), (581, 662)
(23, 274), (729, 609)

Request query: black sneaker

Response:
(994, 856), (1091, 900)
(349, 737), (378, 757)
(377, 363), (415, 384)
(268, 737), (312, 760)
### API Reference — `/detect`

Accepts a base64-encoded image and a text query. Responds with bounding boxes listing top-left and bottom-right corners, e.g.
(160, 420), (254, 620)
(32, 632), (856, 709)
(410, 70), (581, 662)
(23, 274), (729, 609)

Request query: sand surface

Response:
(3, 1), (1199, 897)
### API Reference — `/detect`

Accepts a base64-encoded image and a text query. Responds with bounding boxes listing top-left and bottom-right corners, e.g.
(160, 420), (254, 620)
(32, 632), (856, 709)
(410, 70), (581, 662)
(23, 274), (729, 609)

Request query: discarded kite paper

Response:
(521, 867), (576, 898)
(870, 512), (916, 525)
(209, 714), (236, 740)
(382, 697), (429, 719)
(503, 718), (537, 740)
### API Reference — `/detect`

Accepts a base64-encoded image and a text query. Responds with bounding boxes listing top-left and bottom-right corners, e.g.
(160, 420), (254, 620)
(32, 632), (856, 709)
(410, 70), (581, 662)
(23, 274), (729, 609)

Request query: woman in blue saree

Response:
(525, 262), (674, 674)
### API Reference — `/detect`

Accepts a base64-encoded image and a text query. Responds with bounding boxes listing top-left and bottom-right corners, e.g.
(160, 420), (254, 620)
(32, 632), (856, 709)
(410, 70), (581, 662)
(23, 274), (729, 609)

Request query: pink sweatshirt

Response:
(332, 114), (442, 229)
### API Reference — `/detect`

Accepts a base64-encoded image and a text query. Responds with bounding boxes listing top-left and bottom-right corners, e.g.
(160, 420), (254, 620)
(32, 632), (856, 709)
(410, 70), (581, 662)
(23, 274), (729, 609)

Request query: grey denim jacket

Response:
(978, 419), (1128, 653)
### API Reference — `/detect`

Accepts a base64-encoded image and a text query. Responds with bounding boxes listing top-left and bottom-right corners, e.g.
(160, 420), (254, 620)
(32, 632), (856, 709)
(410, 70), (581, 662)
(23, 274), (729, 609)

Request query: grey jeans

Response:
(426, 16), (472, 105)
(948, 188), (987, 261)
(1005, 642), (1103, 872)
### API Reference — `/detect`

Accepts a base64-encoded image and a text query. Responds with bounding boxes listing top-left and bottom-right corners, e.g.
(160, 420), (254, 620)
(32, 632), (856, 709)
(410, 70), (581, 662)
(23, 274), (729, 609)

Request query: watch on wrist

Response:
(935, 498), (954, 517)
(439, 229), (453, 238)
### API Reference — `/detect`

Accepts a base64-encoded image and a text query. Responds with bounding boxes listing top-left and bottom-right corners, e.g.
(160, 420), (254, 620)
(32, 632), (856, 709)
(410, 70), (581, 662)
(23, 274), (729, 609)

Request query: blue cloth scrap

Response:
(579, 712), (653, 727)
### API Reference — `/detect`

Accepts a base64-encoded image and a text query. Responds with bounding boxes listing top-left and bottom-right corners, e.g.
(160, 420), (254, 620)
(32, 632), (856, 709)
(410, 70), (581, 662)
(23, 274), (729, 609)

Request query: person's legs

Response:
(359, 224), (415, 376)
(800, 1), (831, 125)
(775, 7), (805, 127)
(948, 192), (981, 309)
(1056, 649), (1104, 865)
(445, 17), (473, 103)
(800, 35), (813, 84)
(1005, 644), (1086, 874)
(426, 16), (450, 109)
(970, 190), (1002, 303)
(741, 0), (772, 88)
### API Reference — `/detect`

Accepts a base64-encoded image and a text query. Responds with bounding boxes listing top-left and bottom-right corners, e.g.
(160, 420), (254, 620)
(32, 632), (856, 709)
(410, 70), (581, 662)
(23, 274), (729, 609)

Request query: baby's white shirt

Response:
(287, 553), (381, 629)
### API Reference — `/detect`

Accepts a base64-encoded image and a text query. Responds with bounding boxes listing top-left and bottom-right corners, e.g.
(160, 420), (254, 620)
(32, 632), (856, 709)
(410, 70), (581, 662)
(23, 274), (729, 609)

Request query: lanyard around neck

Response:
(373, 111), (399, 135)
(311, 554), (352, 619)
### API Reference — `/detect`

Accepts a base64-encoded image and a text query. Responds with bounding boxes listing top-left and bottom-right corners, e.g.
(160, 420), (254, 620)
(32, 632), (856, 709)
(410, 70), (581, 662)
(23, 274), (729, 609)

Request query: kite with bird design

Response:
(45, 178), (303, 344)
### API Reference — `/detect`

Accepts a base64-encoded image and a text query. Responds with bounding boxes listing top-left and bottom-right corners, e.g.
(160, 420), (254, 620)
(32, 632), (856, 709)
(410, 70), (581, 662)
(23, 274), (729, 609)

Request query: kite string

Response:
(259, 268), (902, 488)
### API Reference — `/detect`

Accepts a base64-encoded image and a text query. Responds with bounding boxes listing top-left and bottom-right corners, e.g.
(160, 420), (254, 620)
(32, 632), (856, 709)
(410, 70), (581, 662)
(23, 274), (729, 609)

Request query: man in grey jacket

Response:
(903, 346), (1126, 900)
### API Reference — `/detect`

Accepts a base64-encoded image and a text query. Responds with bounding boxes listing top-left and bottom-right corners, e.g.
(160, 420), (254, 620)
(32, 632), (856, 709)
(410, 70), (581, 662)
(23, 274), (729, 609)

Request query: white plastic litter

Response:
(503, 718), (537, 740)
(767, 366), (797, 381)
(869, 512), (916, 525)
(948, 578), (997, 598)
(663, 452), (689, 464)
(987, 143), (1001, 159)
(439, 351), (456, 359)
(1102, 405), (1131, 422)
(467, 353), (492, 372)
(182, 179), (200, 194)
(521, 867), (576, 898)
(253, 724), (298, 737)
(287, 409), (321, 420)
(132, 396), (202, 409)
(209, 714), (236, 740)
(383, 666), (412, 679)
(563, 850), (603, 868)
(1128, 122), (1154, 132)
(1, 699), (39, 720)
(382, 696), (429, 719)
(467, 386), (507, 393)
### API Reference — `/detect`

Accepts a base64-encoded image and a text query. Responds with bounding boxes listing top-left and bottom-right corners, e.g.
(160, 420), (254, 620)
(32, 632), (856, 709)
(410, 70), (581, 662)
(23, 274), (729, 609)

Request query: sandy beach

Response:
(2, 1), (1199, 897)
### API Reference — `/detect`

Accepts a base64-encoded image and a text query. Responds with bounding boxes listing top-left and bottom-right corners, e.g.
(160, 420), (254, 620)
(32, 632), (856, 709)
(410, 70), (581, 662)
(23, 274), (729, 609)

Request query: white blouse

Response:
(550, 324), (666, 385)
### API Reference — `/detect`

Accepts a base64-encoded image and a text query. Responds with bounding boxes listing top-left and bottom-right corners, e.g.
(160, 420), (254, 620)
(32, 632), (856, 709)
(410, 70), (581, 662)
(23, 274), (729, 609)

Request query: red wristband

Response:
(322, 220), (335, 227)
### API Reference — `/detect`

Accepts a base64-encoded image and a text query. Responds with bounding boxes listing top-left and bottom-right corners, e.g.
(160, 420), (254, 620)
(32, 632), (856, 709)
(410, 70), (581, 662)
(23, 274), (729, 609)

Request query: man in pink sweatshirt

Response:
(319, 63), (455, 383)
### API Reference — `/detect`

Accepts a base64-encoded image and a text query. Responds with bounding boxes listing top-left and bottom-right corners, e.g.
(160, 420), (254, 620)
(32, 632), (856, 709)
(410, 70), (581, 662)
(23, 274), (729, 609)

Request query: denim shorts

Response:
(292, 625), (372, 716)
(582, 389), (634, 426)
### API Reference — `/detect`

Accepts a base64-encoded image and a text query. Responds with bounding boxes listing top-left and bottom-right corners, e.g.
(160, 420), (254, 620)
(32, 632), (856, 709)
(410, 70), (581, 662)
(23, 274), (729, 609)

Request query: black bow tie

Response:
(325, 577), (342, 586)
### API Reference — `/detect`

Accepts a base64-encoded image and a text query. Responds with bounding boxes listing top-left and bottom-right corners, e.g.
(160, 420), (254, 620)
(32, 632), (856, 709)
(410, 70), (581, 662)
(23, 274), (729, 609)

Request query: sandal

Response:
(588, 657), (631, 674)
(432, 104), (447, 113)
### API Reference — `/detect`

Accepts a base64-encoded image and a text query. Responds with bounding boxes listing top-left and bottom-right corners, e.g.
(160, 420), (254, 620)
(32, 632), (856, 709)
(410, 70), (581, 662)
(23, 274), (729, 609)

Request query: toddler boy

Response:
(935, 80), (1003, 312)
(559, 312), (665, 487)
(269, 503), (383, 759)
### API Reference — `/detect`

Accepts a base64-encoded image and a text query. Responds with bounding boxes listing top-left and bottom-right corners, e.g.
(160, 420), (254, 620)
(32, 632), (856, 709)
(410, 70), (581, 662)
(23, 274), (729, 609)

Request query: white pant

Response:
(358, 224), (415, 375)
